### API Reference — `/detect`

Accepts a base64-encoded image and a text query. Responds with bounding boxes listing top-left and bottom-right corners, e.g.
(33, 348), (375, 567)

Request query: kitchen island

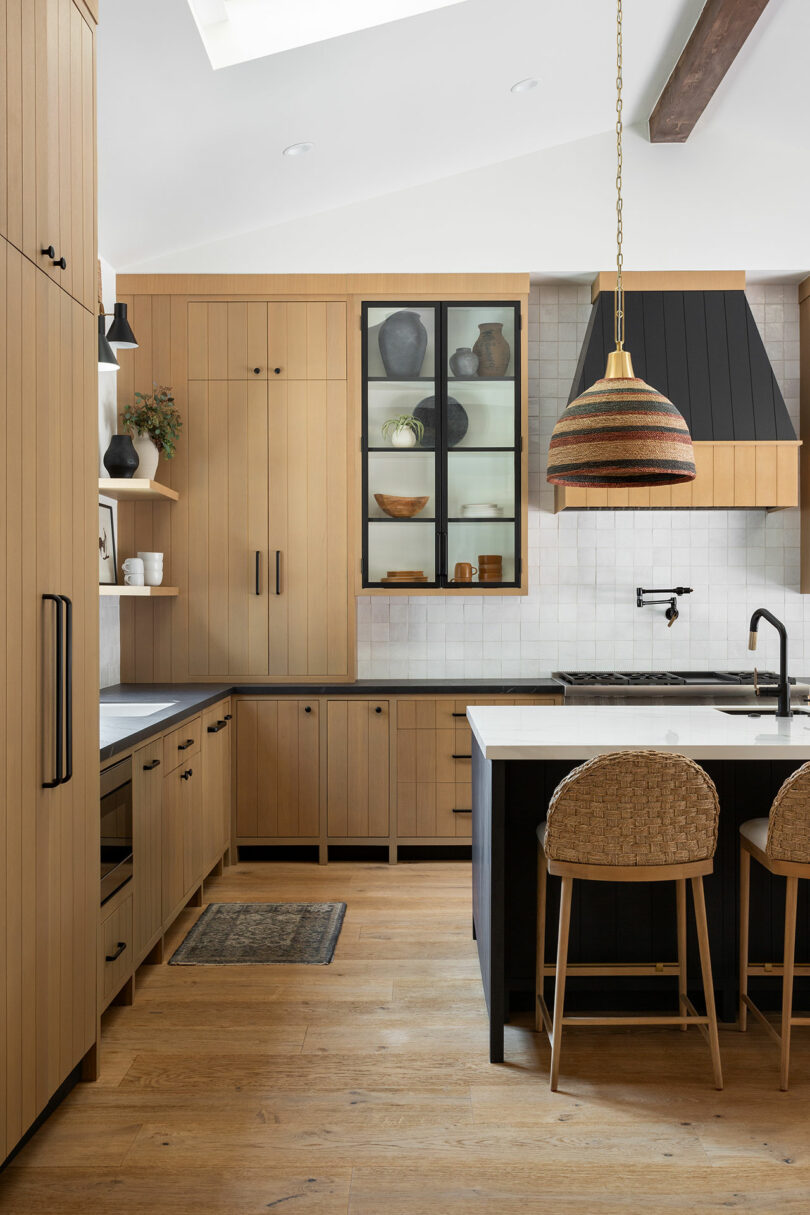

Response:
(469, 704), (810, 1062)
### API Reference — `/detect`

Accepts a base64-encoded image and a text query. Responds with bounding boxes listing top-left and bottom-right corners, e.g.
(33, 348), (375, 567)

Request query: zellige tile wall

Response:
(357, 281), (803, 678)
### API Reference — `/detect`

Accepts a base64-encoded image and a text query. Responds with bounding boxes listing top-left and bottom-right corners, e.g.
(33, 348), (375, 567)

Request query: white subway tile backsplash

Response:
(361, 282), (802, 676)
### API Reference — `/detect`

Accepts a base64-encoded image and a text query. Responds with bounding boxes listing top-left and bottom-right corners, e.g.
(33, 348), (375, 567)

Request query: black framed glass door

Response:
(361, 300), (521, 590)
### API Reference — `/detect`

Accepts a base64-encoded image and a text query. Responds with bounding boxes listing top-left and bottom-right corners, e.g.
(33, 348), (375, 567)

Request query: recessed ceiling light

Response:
(511, 78), (538, 94)
(283, 142), (314, 157)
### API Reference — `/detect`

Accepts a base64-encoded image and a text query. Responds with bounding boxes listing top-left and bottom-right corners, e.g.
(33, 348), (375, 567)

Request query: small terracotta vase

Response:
(473, 322), (510, 377)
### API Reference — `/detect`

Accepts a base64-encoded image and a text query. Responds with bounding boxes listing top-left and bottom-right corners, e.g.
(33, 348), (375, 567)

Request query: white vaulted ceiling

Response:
(98, 0), (810, 275)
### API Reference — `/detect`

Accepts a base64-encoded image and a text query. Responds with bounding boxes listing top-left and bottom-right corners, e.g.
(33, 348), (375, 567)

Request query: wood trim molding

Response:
(116, 273), (531, 298)
(649, 0), (771, 143)
(798, 276), (810, 306)
(590, 271), (746, 302)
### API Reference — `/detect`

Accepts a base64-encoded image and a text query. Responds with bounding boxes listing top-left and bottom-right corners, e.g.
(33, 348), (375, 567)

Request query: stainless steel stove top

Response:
(554, 671), (786, 688)
(553, 671), (808, 705)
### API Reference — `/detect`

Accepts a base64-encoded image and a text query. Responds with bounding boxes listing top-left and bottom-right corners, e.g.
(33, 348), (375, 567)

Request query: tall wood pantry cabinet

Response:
(0, 0), (99, 1163)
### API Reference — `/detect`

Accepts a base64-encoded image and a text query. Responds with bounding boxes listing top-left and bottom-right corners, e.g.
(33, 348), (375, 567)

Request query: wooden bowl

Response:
(374, 493), (430, 519)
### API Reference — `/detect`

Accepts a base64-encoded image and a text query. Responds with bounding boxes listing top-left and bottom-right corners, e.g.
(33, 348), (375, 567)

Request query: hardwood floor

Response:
(2, 860), (810, 1213)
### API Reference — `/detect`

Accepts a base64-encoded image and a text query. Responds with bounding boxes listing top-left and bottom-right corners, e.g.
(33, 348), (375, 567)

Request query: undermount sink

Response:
(716, 707), (810, 717)
(100, 701), (177, 718)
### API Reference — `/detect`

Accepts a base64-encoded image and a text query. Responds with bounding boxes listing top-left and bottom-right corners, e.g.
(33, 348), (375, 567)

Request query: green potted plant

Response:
(381, 414), (425, 449)
(121, 385), (182, 480)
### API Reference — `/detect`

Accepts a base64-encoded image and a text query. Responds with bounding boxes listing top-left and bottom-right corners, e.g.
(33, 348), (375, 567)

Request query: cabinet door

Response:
(187, 379), (270, 676)
(63, 0), (95, 311)
(161, 765), (188, 919)
(2, 0), (38, 258)
(132, 738), (163, 961)
(201, 700), (232, 872)
(188, 301), (268, 379)
(327, 701), (389, 838)
(235, 700), (319, 839)
(267, 302), (346, 380)
(185, 763), (203, 893)
(268, 379), (350, 677)
(395, 699), (457, 838)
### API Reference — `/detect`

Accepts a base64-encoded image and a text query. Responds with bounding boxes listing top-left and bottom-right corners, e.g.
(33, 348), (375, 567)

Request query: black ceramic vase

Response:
(378, 310), (428, 378)
(103, 434), (139, 479)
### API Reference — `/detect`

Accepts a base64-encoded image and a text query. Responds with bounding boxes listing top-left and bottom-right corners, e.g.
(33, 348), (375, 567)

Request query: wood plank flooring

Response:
(2, 860), (810, 1212)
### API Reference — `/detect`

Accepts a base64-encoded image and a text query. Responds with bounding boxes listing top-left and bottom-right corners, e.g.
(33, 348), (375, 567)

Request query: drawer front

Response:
(100, 893), (134, 1006)
(164, 716), (202, 772)
(202, 699), (232, 734)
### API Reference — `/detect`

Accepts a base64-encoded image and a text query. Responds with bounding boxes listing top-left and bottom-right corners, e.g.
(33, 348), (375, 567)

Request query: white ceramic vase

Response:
(390, 427), (417, 449)
(132, 433), (160, 480)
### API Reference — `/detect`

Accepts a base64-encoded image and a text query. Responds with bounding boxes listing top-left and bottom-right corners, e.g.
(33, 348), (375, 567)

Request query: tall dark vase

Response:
(378, 310), (428, 378)
(103, 434), (140, 479)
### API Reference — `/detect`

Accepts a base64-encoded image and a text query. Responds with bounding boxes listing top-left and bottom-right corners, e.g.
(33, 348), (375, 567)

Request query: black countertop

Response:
(99, 678), (564, 764)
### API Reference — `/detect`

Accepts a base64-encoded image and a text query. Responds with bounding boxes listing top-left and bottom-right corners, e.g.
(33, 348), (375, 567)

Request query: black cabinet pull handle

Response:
(275, 550), (281, 595)
(180, 768), (192, 780)
(178, 738), (194, 750)
(452, 753), (472, 760)
(41, 245), (55, 259)
(253, 367), (261, 375)
(42, 594), (63, 789)
(54, 255), (66, 270)
(59, 595), (72, 784)
(224, 714), (232, 721)
(452, 808), (472, 814)
(105, 941), (127, 962)
(143, 758), (161, 771)
(207, 721), (226, 733)
(255, 550), (261, 596)
(451, 712), (468, 718)
(273, 367), (281, 375)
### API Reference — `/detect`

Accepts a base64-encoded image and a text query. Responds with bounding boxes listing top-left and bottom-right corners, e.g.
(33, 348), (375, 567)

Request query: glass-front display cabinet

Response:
(361, 301), (523, 590)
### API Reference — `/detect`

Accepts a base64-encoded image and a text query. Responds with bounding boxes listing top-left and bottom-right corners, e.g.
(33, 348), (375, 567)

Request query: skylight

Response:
(187, 0), (469, 70)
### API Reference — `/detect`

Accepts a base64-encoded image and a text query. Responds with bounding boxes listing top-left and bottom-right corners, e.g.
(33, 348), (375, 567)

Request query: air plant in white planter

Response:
(381, 415), (424, 449)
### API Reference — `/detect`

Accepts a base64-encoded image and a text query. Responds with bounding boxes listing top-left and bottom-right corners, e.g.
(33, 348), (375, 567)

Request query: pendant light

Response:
(98, 313), (120, 372)
(547, 0), (696, 489)
(106, 301), (138, 350)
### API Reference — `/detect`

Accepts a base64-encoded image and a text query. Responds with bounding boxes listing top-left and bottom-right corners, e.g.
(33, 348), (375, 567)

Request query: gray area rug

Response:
(168, 902), (347, 965)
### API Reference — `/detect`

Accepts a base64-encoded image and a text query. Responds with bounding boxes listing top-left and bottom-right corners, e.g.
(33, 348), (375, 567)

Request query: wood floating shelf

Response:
(99, 585), (179, 597)
(98, 478), (179, 502)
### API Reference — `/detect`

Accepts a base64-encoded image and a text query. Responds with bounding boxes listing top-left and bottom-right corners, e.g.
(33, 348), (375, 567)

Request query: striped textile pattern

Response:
(547, 377), (697, 488)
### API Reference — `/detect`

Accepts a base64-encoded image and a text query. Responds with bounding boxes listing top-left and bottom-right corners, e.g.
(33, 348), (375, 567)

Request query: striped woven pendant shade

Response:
(546, 375), (697, 488)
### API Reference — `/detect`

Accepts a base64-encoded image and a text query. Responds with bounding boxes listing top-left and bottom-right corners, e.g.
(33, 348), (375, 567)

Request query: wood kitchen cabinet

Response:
(2, 0), (95, 311)
(235, 699), (320, 841)
(326, 700), (390, 838)
(161, 720), (202, 920)
(187, 300), (346, 380)
(132, 737), (163, 964)
(201, 699), (233, 872)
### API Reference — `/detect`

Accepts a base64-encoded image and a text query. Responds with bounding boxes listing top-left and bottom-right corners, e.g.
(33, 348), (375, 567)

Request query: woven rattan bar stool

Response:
(739, 762), (810, 1090)
(536, 750), (723, 1091)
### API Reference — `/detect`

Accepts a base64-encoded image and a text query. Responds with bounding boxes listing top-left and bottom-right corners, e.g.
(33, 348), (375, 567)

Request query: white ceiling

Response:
(98, 0), (810, 276)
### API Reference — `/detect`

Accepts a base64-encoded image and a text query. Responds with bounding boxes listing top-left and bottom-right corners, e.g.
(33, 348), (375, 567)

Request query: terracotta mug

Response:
(451, 562), (477, 583)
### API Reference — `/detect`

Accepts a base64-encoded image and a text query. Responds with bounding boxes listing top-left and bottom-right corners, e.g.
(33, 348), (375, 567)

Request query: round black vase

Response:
(103, 434), (139, 479)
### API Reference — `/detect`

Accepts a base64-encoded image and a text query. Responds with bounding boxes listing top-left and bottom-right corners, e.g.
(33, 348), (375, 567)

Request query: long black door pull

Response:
(59, 595), (72, 784)
(255, 550), (261, 596)
(42, 595), (63, 789)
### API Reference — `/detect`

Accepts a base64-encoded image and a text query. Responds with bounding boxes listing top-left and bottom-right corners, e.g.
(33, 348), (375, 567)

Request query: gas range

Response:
(553, 671), (808, 706)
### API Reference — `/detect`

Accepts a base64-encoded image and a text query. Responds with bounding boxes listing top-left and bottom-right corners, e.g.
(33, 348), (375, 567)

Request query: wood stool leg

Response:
(550, 875), (573, 1093)
(676, 878), (687, 1031)
(535, 844), (547, 1033)
(780, 876), (799, 1092)
(739, 845), (751, 1032)
(691, 876), (723, 1091)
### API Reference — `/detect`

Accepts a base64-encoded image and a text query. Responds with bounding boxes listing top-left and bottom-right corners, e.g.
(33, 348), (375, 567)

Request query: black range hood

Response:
(570, 290), (796, 442)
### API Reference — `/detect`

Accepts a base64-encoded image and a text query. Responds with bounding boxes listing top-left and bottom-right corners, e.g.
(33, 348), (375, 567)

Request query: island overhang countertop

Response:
(467, 704), (810, 762)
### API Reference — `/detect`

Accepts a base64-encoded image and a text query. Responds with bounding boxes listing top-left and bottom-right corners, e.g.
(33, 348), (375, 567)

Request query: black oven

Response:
(100, 755), (133, 905)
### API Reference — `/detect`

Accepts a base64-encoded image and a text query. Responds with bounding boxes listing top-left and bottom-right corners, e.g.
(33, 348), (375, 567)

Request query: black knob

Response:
(304, 705), (312, 713)
(253, 367), (261, 375)
(224, 714), (232, 720)
(375, 706), (382, 713)
(187, 768), (193, 777)
(180, 771), (189, 781)
(41, 245), (55, 259)
(54, 256), (66, 270)
(274, 367), (281, 375)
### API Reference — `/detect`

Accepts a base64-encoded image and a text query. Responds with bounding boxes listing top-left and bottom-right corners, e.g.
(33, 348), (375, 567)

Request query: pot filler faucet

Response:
(636, 586), (693, 627)
(749, 608), (792, 718)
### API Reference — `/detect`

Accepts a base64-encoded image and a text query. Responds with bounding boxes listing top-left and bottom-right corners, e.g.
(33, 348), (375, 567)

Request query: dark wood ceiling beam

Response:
(649, 0), (772, 143)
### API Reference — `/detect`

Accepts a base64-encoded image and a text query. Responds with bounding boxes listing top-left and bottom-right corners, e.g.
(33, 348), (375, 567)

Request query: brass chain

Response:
(615, 0), (624, 349)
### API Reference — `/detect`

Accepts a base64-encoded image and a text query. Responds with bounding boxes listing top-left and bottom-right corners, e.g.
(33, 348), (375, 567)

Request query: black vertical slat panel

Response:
(725, 292), (756, 440)
(624, 292), (647, 382)
(684, 293), (712, 440)
(745, 306), (777, 439)
(568, 298), (601, 403)
(663, 291), (692, 431)
(642, 291), (668, 397)
(704, 292), (735, 439)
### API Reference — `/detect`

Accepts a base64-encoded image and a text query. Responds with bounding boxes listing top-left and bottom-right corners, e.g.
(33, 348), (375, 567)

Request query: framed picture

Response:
(98, 503), (117, 585)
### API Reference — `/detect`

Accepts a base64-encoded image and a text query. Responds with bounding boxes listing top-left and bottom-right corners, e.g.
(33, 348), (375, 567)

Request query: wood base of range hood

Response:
(553, 440), (801, 511)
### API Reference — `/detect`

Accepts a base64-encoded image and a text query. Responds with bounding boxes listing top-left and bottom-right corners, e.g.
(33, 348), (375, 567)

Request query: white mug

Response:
(122, 557), (144, 572)
(137, 551), (163, 563)
(143, 567), (163, 587)
(124, 572), (145, 586)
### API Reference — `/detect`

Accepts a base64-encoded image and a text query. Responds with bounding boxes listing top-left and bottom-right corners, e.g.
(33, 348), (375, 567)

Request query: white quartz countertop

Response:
(467, 704), (810, 761)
